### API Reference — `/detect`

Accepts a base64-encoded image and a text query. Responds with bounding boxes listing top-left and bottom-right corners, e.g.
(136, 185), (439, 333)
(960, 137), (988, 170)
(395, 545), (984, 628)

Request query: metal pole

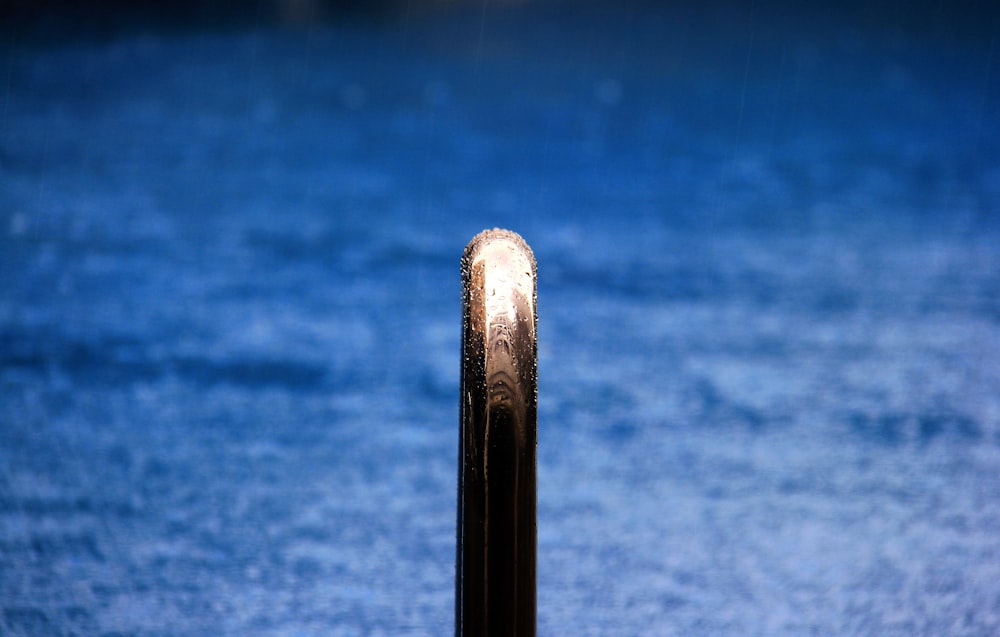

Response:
(457, 229), (537, 637)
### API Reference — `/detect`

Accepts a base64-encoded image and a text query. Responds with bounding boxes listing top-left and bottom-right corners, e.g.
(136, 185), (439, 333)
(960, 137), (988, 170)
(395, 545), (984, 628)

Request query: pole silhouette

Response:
(456, 229), (537, 637)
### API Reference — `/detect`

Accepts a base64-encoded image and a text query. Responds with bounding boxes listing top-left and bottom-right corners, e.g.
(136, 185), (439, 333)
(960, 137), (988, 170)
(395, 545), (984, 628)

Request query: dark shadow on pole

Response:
(457, 229), (537, 637)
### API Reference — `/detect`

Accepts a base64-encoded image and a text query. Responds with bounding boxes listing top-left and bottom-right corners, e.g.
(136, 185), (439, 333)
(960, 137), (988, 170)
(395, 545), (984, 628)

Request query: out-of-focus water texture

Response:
(1, 0), (999, 634)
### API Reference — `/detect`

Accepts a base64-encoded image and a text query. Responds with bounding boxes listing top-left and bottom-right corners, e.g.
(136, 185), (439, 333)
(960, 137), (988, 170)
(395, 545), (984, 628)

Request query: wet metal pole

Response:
(457, 229), (537, 637)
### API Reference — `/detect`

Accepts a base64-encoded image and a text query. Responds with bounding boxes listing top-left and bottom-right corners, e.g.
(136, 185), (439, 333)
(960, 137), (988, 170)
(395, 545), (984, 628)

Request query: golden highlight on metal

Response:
(456, 229), (537, 637)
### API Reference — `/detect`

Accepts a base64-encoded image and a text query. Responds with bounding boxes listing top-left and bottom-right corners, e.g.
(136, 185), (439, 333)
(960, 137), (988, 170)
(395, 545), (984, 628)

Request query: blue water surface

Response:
(1, 1), (999, 635)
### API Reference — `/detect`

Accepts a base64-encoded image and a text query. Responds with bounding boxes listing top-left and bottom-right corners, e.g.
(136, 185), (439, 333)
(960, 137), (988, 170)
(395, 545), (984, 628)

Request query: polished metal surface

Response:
(457, 229), (538, 637)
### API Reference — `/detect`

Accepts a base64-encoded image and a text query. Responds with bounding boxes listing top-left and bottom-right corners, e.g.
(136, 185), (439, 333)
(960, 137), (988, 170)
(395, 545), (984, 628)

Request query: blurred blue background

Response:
(1, 1), (999, 635)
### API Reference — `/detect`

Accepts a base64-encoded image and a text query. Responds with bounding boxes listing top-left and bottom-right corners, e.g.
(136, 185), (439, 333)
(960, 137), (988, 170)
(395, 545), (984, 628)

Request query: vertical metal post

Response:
(457, 229), (537, 637)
